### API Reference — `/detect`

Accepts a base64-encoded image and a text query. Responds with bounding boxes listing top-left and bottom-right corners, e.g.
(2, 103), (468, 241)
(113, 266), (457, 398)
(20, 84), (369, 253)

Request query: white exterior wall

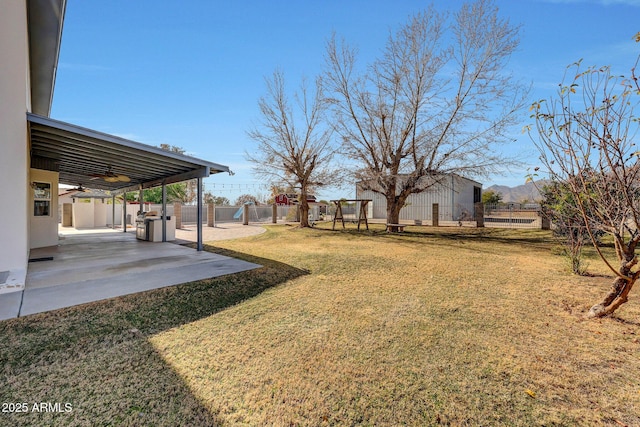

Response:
(29, 169), (59, 248)
(60, 195), (123, 228)
(93, 199), (107, 227)
(357, 175), (481, 222)
(71, 198), (110, 228)
(72, 200), (96, 228)
(0, 0), (30, 291)
(106, 202), (131, 226)
(456, 178), (481, 220)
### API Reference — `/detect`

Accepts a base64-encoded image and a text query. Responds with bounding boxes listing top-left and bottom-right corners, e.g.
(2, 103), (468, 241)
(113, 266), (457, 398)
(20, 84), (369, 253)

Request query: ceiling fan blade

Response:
(87, 166), (130, 183)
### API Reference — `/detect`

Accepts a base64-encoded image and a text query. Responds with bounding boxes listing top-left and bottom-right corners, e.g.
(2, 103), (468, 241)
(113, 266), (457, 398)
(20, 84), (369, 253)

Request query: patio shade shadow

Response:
(0, 245), (308, 426)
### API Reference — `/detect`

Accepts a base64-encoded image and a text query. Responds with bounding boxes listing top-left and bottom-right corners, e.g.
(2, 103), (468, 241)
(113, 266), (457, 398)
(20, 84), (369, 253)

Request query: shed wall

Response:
(356, 176), (481, 221)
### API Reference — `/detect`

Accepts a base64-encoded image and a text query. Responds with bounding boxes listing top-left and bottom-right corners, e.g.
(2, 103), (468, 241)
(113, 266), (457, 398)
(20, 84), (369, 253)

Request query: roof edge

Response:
(27, 0), (67, 117)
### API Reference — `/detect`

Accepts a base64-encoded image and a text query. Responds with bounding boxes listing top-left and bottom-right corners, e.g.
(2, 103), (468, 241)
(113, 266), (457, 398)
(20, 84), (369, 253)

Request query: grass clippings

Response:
(1, 223), (640, 426)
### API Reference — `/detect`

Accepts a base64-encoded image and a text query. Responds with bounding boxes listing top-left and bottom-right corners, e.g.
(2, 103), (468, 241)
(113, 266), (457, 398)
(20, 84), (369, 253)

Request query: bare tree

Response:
(531, 55), (640, 318)
(324, 0), (527, 230)
(247, 70), (338, 227)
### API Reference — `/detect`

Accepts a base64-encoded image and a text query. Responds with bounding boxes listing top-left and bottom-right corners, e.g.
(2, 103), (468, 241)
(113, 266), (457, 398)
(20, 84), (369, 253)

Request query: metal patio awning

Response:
(28, 113), (229, 192)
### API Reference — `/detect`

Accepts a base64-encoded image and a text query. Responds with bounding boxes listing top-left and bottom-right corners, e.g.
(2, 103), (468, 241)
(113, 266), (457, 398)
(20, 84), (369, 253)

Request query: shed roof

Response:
(60, 189), (111, 199)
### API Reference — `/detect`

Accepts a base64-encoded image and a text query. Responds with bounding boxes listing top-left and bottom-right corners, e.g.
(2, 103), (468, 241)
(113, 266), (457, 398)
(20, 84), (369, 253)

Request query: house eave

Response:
(27, 0), (67, 117)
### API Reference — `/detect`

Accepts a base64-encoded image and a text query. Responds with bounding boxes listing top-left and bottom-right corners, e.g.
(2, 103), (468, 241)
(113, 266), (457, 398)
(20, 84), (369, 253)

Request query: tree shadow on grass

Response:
(0, 244), (307, 426)
(314, 223), (555, 254)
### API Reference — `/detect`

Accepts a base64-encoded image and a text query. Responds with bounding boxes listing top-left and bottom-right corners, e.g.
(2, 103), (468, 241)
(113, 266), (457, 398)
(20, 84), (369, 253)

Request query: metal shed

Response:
(356, 174), (482, 223)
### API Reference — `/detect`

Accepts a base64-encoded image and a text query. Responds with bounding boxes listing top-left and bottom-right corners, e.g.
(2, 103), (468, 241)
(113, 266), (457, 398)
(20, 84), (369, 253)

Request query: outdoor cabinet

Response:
(147, 216), (175, 242)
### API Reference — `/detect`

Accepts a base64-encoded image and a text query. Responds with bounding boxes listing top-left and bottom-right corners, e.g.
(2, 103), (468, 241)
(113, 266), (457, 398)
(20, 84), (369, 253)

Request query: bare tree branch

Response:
(246, 70), (339, 227)
(531, 54), (640, 318)
(324, 0), (528, 228)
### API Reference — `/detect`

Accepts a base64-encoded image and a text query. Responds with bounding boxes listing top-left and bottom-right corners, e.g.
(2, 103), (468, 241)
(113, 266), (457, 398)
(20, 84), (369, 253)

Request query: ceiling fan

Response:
(89, 166), (131, 183)
(72, 183), (87, 192)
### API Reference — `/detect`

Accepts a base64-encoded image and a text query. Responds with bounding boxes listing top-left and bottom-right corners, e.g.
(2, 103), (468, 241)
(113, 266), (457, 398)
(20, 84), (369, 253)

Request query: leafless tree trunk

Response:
(531, 55), (640, 318)
(324, 0), (527, 231)
(246, 70), (338, 227)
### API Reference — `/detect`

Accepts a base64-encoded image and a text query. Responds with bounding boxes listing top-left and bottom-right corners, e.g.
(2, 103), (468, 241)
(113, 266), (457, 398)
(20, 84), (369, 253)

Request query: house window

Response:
(33, 182), (51, 216)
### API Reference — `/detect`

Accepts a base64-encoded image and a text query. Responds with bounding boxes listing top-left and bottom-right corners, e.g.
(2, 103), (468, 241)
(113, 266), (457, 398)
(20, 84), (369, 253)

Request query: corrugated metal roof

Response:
(28, 113), (229, 192)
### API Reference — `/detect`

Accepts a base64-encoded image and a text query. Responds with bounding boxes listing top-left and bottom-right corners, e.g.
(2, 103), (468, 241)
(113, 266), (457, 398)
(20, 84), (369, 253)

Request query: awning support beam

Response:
(123, 193), (127, 233)
(162, 182), (167, 242)
(197, 177), (203, 251)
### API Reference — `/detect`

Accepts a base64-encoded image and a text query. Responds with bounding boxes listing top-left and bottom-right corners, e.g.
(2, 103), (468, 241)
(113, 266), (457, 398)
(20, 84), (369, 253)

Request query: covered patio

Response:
(29, 113), (227, 250)
(0, 228), (261, 320)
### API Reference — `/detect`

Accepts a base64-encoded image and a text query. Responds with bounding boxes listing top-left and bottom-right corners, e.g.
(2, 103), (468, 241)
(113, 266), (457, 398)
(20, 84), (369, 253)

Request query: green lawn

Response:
(1, 223), (639, 426)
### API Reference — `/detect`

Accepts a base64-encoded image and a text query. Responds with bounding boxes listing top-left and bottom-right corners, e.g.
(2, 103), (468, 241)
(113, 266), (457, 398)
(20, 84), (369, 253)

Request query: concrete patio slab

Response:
(0, 227), (262, 320)
(175, 223), (267, 242)
(0, 291), (22, 321)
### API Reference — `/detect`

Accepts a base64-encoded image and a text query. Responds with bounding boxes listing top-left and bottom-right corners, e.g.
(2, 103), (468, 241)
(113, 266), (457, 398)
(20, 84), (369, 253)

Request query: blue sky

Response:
(52, 0), (640, 202)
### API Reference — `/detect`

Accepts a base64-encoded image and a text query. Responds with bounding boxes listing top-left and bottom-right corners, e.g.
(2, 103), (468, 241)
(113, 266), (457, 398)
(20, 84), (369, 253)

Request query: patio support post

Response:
(207, 203), (215, 227)
(123, 193), (127, 233)
(162, 182), (167, 242)
(432, 203), (439, 227)
(174, 203), (182, 229)
(197, 177), (203, 251)
(474, 202), (484, 228)
(139, 185), (144, 215)
(112, 194), (116, 229)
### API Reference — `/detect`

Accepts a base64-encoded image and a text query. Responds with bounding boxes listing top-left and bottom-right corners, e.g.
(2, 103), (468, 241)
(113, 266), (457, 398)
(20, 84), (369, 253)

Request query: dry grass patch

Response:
(0, 249), (305, 426)
(149, 224), (640, 426)
(1, 223), (639, 425)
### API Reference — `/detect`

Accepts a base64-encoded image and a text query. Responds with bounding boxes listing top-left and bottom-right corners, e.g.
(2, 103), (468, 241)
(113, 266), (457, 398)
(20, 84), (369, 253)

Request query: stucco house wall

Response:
(29, 168), (59, 249)
(72, 201), (94, 229)
(71, 197), (108, 228)
(93, 199), (107, 227)
(0, 0), (31, 290)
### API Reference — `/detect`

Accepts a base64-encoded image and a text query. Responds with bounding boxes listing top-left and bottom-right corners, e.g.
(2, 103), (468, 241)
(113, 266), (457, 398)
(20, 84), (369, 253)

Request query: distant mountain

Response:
(484, 181), (546, 203)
